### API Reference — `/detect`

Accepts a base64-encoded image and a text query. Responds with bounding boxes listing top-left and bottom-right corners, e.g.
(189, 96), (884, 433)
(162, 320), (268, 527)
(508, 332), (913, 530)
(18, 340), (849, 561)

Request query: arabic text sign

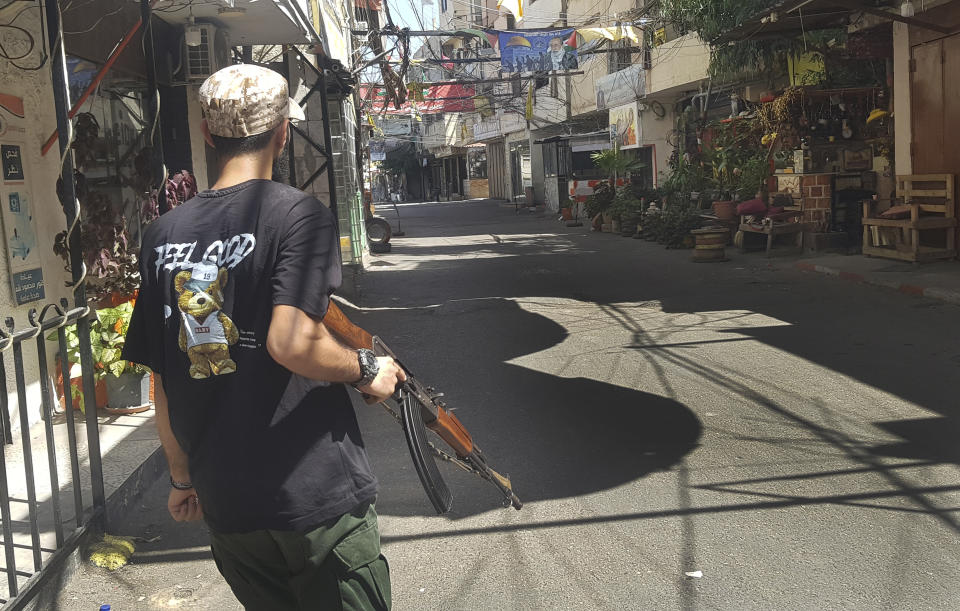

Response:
(2, 144), (24, 182)
(13, 268), (44, 305)
(499, 29), (577, 74)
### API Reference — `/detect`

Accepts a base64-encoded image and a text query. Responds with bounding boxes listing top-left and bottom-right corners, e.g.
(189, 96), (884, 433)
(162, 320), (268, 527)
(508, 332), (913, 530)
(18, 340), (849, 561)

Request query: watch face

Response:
(359, 349), (379, 375)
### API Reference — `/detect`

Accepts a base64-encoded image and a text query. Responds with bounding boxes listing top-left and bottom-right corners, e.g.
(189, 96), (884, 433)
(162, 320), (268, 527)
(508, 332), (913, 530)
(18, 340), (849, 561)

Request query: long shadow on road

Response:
(355, 200), (960, 520)
(352, 297), (702, 518)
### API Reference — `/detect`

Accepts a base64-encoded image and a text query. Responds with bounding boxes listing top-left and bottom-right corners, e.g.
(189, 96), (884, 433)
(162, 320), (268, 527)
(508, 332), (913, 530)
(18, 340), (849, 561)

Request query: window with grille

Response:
(608, 40), (632, 74)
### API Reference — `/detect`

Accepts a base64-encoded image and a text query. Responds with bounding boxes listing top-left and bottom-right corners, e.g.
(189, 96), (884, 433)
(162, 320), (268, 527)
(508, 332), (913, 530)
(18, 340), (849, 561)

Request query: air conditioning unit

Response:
(185, 25), (229, 82)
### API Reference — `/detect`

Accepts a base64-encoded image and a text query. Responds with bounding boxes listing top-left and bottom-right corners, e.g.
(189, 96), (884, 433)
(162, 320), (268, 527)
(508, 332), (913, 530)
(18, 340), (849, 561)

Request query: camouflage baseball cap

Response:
(199, 64), (306, 138)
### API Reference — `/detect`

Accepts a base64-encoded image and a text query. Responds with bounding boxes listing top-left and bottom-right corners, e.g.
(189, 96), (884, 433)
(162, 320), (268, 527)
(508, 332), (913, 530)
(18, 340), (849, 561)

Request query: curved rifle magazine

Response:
(400, 391), (453, 514)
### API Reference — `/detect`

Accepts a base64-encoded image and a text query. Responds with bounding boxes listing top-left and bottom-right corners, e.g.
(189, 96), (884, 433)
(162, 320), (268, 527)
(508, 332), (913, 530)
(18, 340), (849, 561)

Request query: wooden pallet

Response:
(862, 174), (956, 262)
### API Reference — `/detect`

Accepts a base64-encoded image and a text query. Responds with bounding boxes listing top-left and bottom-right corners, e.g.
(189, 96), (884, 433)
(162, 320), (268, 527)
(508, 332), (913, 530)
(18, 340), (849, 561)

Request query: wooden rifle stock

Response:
(324, 302), (373, 350)
(429, 406), (473, 456)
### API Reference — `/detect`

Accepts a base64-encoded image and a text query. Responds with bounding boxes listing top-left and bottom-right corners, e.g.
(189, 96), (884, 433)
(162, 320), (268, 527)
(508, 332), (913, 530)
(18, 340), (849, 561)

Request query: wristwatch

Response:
(353, 349), (379, 388)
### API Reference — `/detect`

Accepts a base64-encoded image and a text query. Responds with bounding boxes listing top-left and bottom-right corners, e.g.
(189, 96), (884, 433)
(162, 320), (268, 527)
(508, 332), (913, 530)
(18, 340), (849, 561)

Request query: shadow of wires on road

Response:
(351, 298), (703, 518)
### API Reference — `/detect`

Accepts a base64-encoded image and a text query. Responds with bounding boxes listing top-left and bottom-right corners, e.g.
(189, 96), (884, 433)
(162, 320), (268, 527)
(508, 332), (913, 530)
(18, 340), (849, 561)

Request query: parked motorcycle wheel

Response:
(366, 217), (392, 245)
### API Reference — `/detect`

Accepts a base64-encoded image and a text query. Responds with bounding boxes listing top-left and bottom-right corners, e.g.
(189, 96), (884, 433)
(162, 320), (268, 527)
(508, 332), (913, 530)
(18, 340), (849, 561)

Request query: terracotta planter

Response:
(712, 200), (736, 220)
(560, 207), (573, 220)
(55, 368), (108, 411)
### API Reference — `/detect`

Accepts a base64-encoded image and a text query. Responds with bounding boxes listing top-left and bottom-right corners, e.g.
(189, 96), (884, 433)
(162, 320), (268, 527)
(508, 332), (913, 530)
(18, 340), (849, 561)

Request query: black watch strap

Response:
(170, 476), (193, 490)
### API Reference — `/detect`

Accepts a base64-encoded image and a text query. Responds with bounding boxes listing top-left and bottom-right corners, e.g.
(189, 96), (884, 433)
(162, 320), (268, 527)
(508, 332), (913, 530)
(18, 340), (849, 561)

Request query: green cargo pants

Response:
(208, 503), (391, 610)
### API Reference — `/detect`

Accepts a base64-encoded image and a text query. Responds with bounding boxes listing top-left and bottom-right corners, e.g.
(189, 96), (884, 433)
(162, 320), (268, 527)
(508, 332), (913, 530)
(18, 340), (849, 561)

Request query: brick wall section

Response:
(800, 174), (833, 226)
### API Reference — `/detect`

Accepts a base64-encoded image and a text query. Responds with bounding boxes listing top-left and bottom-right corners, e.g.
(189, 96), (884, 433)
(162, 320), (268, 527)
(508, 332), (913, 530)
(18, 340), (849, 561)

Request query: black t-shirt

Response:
(123, 179), (377, 534)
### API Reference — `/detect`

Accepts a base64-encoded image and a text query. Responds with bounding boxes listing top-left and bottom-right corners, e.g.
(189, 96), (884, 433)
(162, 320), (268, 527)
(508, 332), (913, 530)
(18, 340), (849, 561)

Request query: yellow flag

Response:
(497, 0), (523, 19)
(577, 25), (641, 44)
(525, 84), (533, 120)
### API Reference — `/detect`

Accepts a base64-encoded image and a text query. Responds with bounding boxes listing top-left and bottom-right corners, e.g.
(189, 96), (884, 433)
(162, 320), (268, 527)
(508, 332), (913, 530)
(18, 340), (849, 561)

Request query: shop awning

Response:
(714, 0), (951, 45)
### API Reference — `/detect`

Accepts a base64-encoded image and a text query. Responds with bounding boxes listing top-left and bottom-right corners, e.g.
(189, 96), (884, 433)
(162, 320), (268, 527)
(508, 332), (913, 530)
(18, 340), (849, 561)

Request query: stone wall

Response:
(0, 8), (75, 432)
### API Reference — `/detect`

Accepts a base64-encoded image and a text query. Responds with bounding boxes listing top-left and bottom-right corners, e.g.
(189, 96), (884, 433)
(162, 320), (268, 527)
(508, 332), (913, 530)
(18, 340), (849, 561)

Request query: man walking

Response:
(123, 64), (405, 610)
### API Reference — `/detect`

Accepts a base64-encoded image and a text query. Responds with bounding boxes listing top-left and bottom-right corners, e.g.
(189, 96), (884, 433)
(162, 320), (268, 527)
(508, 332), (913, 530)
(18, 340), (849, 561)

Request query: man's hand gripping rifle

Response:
(324, 301), (522, 514)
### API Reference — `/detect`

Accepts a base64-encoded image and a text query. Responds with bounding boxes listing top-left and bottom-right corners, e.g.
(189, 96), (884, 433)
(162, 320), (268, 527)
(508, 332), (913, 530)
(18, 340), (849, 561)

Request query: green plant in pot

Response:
(48, 321), (105, 413)
(96, 301), (151, 412)
(733, 153), (773, 202)
(49, 301), (151, 412)
(584, 181), (615, 226)
(610, 186), (644, 236)
(591, 145), (647, 185)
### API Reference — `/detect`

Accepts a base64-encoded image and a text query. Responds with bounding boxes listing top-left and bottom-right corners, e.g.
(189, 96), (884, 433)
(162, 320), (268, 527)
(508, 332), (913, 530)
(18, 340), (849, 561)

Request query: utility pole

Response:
(562, 0), (571, 121)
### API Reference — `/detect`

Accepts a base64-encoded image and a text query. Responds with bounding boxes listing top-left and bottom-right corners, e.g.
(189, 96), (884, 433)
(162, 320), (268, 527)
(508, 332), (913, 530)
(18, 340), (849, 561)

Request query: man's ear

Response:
(275, 119), (290, 153)
(201, 120), (215, 148)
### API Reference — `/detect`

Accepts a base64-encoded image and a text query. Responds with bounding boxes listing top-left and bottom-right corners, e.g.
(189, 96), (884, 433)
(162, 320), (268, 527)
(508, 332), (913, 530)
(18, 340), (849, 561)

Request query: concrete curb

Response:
(795, 262), (960, 306)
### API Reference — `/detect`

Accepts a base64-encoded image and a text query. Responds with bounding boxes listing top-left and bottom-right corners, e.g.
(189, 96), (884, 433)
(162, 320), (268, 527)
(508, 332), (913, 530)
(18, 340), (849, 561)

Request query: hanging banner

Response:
(0, 93), (44, 305)
(498, 29), (577, 74)
(609, 102), (640, 150)
(595, 64), (645, 110)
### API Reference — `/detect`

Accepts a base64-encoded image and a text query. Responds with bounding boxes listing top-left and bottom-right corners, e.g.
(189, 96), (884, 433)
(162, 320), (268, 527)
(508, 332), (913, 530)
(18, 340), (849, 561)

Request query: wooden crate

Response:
(861, 174), (956, 262)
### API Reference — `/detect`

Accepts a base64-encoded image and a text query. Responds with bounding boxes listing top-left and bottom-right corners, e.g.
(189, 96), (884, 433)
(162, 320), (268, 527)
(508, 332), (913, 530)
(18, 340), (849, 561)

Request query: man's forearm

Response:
(153, 375), (191, 483)
(267, 304), (362, 382)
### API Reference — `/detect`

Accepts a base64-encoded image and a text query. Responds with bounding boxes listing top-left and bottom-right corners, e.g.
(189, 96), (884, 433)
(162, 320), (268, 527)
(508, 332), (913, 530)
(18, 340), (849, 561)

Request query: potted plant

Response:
(96, 301), (152, 414)
(49, 321), (108, 413)
(584, 182), (615, 230)
(590, 145), (646, 186)
(54, 165), (197, 306)
(610, 186), (643, 237)
(559, 199), (574, 221)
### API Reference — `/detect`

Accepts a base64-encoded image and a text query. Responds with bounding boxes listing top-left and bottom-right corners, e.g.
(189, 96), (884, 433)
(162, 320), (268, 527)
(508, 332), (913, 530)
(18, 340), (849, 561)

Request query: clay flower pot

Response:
(712, 200), (736, 220)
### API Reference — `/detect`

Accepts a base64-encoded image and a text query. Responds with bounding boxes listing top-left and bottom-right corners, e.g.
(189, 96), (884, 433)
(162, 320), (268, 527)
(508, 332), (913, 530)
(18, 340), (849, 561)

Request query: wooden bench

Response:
(738, 193), (809, 257)
(861, 174), (956, 263)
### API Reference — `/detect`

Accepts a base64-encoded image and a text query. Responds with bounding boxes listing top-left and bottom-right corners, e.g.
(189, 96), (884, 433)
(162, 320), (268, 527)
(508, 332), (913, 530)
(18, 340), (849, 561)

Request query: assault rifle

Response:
(324, 301), (522, 514)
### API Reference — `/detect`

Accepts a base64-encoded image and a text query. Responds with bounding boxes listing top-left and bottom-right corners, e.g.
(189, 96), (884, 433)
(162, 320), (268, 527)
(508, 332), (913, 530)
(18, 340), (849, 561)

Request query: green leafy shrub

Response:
(584, 182), (615, 217)
(647, 203), (703, 248)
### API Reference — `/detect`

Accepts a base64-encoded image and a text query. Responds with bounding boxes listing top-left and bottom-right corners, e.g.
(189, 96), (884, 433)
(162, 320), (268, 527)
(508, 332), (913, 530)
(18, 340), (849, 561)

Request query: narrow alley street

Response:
(58, 198), (960, 610)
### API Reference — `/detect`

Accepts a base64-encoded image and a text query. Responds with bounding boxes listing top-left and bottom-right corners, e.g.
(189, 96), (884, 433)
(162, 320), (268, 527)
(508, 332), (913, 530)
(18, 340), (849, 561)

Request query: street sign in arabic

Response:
(12, 268), (44, 305)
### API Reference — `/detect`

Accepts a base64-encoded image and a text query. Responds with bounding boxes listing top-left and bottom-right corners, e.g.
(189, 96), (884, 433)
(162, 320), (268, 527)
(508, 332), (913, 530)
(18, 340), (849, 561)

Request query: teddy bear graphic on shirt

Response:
(174, 262), (239, 379)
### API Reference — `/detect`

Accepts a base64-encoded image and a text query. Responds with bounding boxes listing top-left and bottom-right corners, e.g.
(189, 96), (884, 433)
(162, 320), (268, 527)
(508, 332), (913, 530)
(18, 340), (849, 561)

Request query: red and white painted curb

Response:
(795, 262), (960, 305)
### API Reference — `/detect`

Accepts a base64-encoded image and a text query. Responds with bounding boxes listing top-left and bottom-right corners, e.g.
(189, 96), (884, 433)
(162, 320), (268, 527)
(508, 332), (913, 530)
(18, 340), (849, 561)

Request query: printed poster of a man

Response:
(499, 29), (577, 74)
(541, 36), (578, 71)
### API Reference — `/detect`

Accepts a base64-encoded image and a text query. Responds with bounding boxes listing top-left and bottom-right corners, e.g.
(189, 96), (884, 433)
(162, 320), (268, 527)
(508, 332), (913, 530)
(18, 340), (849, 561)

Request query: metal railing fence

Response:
(0, 300), (106, 604)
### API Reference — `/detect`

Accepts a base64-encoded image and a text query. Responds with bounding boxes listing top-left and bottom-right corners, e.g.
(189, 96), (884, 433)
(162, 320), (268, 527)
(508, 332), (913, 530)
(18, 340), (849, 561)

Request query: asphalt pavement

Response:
(56, 199), (960, 610)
